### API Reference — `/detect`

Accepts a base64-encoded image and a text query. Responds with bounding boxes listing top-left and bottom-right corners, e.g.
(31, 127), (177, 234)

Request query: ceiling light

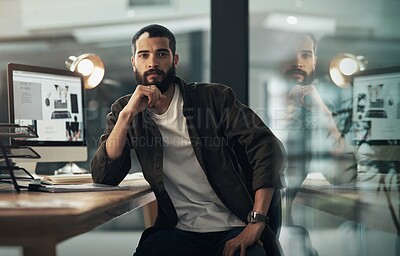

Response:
(286, 16), (298, 25)
(73, 17), (210, 43)
(127, 9), (136, 18)
(263, 13), (336, 35)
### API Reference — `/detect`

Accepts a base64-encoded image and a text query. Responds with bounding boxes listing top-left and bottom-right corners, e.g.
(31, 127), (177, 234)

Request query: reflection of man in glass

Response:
(280, 33), (357, 225)
(283, 33), (316, 86)
(282, 33), (327, 119)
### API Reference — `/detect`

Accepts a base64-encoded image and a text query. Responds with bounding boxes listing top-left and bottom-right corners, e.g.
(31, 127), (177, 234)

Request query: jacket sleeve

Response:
(90, 98), (132, 186)
(217, 86), (286, 191)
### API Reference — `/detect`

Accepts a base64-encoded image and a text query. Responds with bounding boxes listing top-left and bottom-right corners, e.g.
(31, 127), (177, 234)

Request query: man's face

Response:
(281, 35), (317, 85)
(131, 33), (178, 93)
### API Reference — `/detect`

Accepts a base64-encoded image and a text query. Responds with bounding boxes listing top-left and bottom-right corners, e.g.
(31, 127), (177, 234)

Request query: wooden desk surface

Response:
(296, 173), (400, 234)
(0, 180), (155, 256)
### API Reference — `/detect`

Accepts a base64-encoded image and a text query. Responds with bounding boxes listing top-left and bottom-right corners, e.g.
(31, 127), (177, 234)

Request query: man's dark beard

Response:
(134, 66), (176, 93)
(285, 68), (315, 85)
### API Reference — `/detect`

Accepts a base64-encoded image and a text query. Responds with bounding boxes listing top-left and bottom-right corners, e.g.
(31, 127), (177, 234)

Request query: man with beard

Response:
(282, 33), (326, 121)
(280, 33), (357, 225)
(91, 24), (286, 256)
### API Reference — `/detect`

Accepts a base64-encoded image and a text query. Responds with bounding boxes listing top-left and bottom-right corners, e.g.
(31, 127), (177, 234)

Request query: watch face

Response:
(247, 211), (258, 223)
(247, 211), (268, 224)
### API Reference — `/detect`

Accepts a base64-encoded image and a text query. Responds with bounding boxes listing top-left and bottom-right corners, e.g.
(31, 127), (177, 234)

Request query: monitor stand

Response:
(54, 162), (88, 175)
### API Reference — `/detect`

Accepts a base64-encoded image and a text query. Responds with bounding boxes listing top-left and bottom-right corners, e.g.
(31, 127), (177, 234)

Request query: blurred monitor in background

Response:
(351, 67), (400, 169)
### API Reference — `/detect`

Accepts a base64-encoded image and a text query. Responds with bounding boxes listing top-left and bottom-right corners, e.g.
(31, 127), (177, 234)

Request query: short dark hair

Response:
(302, 33), (317, 54)
(131, 24), (176, 56)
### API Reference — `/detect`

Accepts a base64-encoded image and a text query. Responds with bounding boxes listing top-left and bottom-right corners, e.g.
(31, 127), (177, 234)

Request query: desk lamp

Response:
(329, 53), (367, 88)
(65, 53), (105, 89)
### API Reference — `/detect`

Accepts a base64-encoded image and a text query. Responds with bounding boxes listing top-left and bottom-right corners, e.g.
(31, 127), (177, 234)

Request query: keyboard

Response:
(51, 110), (71, 119)
(365, 109), (387, 118)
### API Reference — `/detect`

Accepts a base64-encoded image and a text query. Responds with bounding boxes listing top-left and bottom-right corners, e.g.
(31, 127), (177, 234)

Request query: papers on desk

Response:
(30, 172), (148, 193)
(41, 172), (145, 185)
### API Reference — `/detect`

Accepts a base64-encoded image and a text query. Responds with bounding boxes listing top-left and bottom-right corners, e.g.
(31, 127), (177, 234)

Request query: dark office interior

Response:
(1, 0), (400, 255)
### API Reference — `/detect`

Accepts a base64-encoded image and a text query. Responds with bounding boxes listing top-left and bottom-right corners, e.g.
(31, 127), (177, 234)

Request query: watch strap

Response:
(247, 210), (269, 223)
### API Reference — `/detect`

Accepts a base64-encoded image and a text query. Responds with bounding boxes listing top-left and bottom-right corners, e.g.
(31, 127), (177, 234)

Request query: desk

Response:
(0, 180), (155, 256)
(296, 173), (399, 234)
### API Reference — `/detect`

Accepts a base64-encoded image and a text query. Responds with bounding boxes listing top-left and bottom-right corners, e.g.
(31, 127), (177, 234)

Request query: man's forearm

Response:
(320, 111), (351, 154)
(105, 110), (134, 160)
(253, 187), (275, 215)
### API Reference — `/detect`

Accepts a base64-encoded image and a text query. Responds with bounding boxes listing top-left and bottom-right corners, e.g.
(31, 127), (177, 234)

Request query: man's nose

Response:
(148, 55), (159, 68)
(290, 55), (303, 68)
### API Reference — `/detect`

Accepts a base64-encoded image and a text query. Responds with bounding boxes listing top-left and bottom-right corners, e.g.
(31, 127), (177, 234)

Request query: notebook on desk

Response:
(29, 183), (133, 193)
(41, 173), (93, 185)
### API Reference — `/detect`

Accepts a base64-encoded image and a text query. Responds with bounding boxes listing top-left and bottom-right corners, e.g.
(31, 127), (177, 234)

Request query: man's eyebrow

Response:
(301, 50), (313, 54)
(156, 48), (170, 53)
(137, 50), (149, 55)
(137, 49), (170, 55)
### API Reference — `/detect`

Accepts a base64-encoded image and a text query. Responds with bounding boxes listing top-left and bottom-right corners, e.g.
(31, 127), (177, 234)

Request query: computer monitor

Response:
(7, 63), (88, 175)
(352, 66), (400, 161)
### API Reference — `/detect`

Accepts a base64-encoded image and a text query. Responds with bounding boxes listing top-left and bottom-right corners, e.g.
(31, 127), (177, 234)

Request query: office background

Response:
(1, 0), (399, 255)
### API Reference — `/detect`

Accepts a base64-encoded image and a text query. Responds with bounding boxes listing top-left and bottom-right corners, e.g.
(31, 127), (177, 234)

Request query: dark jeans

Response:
(133, 227), (266, 256)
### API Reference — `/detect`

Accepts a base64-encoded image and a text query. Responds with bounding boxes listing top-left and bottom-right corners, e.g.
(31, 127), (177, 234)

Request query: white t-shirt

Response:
(149, 84), (245, 232)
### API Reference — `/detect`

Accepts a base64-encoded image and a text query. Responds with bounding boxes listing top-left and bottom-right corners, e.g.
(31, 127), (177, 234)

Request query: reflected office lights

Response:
(286, 16), (298, 25)
(329, 53), (367, 88)
(339, 57), (359, 76)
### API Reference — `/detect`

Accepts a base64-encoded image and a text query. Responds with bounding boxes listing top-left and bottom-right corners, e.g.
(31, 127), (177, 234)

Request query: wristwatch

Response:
(247, 210), (269, 224)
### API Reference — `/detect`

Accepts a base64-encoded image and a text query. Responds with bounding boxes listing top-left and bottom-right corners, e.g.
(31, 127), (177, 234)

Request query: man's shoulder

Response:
(186, 82), (231, 95)
(111, 94), (132, 110)
(176, 76), (231, 96)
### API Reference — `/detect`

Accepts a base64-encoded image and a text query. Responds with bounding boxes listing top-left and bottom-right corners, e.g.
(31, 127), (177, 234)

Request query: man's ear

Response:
(173, 54), (179, 67)
(131, 56), (136, 72)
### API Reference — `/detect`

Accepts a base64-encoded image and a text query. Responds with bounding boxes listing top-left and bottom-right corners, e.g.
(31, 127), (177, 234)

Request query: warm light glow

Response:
(329, 53), (367, 88)
(77, 59), (95, 76)
(330, 68), (347, 88)
(339, 57), (358, 76)
(65, 53), (105, 89)
(286, 16), (298, 25)
(87, 67), (105, 89)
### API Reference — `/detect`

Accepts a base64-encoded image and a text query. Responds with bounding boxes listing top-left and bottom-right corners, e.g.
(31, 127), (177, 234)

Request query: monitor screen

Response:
(7, 63), (88, 174)
(352, 66), (400, 161)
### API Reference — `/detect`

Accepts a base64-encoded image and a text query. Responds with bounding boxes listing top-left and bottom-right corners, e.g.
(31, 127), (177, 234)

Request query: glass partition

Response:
(249, 1), (400, 255)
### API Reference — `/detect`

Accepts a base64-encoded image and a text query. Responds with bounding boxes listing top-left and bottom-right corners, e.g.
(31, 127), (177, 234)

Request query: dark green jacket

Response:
(91, 76), (286, 255)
